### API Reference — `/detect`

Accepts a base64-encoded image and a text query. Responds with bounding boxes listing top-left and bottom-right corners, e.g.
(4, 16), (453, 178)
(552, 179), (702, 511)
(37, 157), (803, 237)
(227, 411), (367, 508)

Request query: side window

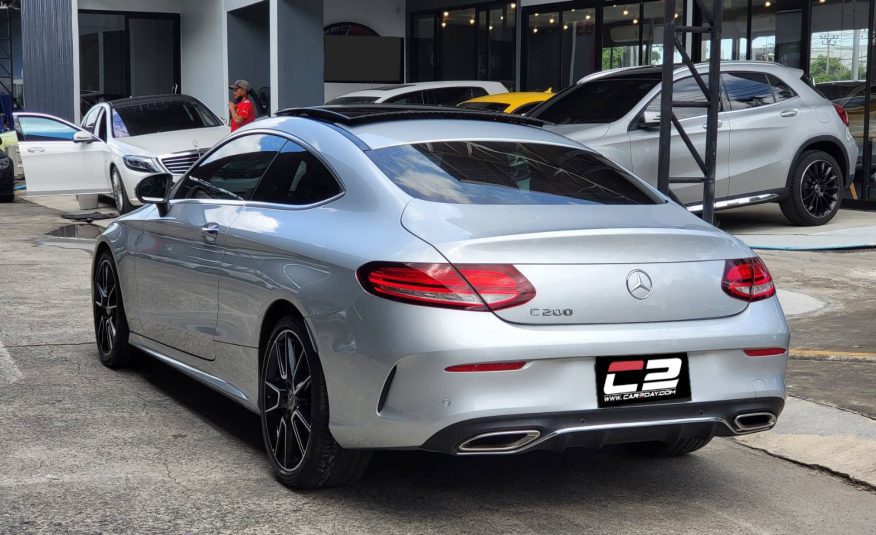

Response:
(723, 72), (775, 110)
(513, 101), (541, 115)
(251, 141), (342, 206)
(425, 87), (480, 106)
(385, 91), (425, 105)
(17, 116), (79, 142)
(645, 75), (715, 120)
(767, 74), (797, 103)
(96, 110), (108, 141)
(81, 107), (100, 132)
(469, 87), (488, 99)
(175, 134), (286, 201)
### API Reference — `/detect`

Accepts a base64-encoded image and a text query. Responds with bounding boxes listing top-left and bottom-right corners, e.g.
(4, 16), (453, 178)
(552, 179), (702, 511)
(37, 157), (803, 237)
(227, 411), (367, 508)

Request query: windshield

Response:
(368, 141), (659, 206)
(111, 98), (221, 138)
(531, 75), (661, 124)
(326, 96), (380, 105)
(458, 102), (509, 112)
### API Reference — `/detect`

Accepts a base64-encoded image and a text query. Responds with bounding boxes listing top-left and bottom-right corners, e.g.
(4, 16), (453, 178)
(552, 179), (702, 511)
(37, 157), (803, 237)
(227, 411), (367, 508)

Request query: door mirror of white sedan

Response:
(641, 110), (661, 128)
(72, 131), (98, 143)
(135, 173), (173, 215)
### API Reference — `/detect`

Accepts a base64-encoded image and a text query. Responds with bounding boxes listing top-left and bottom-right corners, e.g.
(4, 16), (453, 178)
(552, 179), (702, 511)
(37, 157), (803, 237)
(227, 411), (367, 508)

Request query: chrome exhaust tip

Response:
(458, 430), (541, 453)
(733, 412), (777, 433)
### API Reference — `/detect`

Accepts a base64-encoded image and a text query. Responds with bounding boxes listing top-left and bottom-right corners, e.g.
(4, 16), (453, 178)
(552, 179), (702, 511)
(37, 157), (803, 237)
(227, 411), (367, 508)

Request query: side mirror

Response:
(641, 110), (661, 128)
(135, 173), (173, 216)
(73, 131), (97, 143)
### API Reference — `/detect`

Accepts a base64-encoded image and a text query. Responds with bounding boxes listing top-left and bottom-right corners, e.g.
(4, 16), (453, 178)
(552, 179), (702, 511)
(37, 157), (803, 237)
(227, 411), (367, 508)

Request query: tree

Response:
(810, 55), (852, 83)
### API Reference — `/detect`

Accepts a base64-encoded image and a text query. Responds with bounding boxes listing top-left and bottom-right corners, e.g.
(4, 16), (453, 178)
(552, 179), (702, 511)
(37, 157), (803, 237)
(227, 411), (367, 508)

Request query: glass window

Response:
(751, 0), (804, 67)
(17, 116), (79, 142)
(440, 8), (478, 80)
(325, 96), (379, 105)
(646, 75), (715, 120)
(425, 86), (487, 106)
(532, 74), (662, 124)
(81, 106), (101, 132)
(176, 134), (286, 201)
(482, 5), (516, 85)
(95, 110), (108, 141)
(111, 98), (221, 138)
(641, 1), (682, 66)
(412, 15), (436, 82)
(513, 101), (542, 115)
(251, 142), (342, 206)
(385, 91), (425, 104)
(702, 1), (750, 61)
(526, 11), (562, 90)
(723, 72), (775, 109)
(368, 141), (660, 206)
(768, 74), (797, 102)
(458, 101), (509, 112)
(561, 8), (597, 86)
(603, 3), (640, 69)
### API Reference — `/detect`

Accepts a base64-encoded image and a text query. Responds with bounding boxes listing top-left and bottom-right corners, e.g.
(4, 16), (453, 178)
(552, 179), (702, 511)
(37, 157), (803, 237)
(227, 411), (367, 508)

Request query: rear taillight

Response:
(357, 262), (535, 311)
(833, 103), (850, 127)
(445, 361), (527, 372)
(744, 348), (787, 357)
(722, 257), (776, 302)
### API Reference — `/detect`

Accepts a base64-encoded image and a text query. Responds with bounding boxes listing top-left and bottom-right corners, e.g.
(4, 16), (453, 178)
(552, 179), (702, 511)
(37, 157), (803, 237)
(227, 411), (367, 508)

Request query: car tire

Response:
(93, 251), (135, 368)
(624, 436), (713, 457)
(779, 150), (843, 226)
(111, 166), (133, 214)
(259, 315), (372, 489)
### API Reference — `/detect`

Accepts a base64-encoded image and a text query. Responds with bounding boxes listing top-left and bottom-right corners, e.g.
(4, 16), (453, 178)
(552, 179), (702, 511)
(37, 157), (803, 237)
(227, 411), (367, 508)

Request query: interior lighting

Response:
(510, 3), (516, 9)
(549, 17), (555, 23)
(469, 18), (476, 24)
(586, 14), (591, 20)
(441, 21), (447, 28)
(489, 25), (494, 31)
(533, 27), (539, 33)
(623, 9), (629, 15)
(563, 24), (569, 30)
(765, 1), (771, 6)
(443, 11), (449, 16)
(633, 18), (638, 24)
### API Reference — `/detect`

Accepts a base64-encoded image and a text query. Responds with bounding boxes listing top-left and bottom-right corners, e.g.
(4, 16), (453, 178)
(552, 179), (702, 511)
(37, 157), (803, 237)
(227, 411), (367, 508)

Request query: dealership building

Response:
(16, 0), (876, 203)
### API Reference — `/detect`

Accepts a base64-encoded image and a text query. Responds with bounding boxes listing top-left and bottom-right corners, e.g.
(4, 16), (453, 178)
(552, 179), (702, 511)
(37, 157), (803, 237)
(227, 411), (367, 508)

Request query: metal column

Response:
(656, 0), (722, 224)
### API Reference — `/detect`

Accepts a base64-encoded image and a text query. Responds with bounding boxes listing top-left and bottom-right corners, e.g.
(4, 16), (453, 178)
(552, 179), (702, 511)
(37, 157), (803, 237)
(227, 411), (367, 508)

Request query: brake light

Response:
(833, 103), (849, 127)
(722, 257), (776, 302)
(445, 361), (527, 372)
(357, 262), (535, 311)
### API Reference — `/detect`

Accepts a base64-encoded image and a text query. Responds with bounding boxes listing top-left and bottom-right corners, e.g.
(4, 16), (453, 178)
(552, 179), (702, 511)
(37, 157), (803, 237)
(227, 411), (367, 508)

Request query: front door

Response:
(628, 75), (731, 205)
(16, 114), (111, 195)
(134, 132), (284, 360)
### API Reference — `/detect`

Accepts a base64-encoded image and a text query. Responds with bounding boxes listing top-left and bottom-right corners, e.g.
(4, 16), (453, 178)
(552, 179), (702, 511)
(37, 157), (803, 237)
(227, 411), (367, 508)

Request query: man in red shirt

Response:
(228, 79), (255, 132)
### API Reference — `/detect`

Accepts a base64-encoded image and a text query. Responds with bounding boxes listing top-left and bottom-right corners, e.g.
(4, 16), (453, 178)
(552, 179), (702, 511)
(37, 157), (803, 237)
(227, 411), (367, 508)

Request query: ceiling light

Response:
(563, 24), (569, 30)
(765, 0), (771, 5)
(443, 11), (449, 17)
(533, 27), (538, 33)
(549, 17), (555, 23)
(469, 18), (475, 24)
(441, 21), (446, 28)
(510, 3), (516, 9)
(586, 14), (591, 20)
(633, 18), (638, 24)
(489, 25), (494, 31)
(623, 9), (629, 15)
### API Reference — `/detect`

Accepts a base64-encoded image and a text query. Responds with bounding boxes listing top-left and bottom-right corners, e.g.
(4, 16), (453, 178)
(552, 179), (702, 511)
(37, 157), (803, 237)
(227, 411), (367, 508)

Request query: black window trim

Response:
(169, 128), (347, 211)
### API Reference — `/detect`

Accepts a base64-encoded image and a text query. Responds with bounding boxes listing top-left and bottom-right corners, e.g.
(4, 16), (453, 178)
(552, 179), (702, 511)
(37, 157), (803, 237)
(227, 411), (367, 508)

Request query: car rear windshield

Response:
(326, 96), (380, 105)
(111, 99), (221, 138)
(458, 102), (508, 112)
(368, 141), (660, 205)
(531, 75), (661, 124)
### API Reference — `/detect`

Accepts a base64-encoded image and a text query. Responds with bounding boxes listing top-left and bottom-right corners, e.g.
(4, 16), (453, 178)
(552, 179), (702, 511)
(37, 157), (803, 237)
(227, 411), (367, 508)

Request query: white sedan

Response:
(325, 81), (508, 106)
(17, 94), (228, 213)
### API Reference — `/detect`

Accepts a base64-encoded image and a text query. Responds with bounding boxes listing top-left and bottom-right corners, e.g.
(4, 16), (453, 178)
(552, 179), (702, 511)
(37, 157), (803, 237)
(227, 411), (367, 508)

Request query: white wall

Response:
(323, 0), (406, 102)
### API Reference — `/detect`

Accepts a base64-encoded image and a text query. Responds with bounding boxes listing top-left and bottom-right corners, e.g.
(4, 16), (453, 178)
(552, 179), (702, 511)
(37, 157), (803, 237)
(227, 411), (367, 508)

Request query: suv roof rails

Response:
(275, 105), (550, 127)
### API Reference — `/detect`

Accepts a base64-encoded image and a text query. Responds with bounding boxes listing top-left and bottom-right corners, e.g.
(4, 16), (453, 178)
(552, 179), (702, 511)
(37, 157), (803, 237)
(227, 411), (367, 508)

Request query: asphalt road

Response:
(1, 199), (875, 534)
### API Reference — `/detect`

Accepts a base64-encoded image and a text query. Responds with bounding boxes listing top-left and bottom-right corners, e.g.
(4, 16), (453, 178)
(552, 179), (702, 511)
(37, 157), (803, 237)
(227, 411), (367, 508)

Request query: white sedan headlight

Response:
(122, 155), (161, 173)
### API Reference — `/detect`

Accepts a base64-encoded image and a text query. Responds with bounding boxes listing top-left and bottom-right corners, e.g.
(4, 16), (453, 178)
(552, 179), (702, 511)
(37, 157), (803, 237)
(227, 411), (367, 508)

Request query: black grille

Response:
(160, 150), (205, 175)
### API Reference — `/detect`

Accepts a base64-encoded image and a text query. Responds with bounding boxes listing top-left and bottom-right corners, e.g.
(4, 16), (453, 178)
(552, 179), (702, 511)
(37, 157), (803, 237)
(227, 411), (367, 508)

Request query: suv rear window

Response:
(368, 141), (659, 205)
(531, 75), (661, 124)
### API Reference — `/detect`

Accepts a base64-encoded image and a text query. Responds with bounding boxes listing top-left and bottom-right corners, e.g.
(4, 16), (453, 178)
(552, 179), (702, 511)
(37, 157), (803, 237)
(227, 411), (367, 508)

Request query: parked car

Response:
(92, 106), (788, 489)
(458, 90), (554, 115)
(325, 81), (508, 106)
(16, 94), (228, 213)
(530, 62), (858, 226)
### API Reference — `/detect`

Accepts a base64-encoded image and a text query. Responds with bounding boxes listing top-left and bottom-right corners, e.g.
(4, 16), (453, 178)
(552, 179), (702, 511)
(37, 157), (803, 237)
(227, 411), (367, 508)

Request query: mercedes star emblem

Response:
(626, 270), (653, 300)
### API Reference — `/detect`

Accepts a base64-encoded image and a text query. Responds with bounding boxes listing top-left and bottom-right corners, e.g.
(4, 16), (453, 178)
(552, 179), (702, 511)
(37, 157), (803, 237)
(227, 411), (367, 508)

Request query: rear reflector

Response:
(744, 348), (787, 357)
(445, 362), (527, 372)
(722, 257), (776, 302)
(357, 262), (535, 311)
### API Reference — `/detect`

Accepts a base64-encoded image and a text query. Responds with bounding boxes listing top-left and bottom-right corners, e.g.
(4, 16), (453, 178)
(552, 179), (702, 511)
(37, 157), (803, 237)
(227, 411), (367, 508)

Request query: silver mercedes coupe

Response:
(92, 106), (789, 489)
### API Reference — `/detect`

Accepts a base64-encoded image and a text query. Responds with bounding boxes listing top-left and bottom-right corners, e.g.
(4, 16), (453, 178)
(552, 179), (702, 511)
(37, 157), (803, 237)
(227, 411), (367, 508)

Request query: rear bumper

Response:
(421, 397), (784, 455)
(310, 296), (789, 451)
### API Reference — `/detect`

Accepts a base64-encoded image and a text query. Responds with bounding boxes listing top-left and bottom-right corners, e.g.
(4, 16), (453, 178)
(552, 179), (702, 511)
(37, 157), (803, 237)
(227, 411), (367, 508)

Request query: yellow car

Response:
(458, 90), (553, 115)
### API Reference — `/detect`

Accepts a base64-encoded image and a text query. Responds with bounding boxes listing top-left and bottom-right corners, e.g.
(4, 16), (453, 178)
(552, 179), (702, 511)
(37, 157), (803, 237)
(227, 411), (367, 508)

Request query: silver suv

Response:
(531, 62), (857, 226)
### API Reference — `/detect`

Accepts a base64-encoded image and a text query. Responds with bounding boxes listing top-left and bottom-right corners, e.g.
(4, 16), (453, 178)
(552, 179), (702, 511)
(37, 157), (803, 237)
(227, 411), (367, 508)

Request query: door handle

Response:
(780, 108), (799, 118)
(27, 147), (46, 153)
(200, 224), (220, 244)
(701, 121), (723, 129)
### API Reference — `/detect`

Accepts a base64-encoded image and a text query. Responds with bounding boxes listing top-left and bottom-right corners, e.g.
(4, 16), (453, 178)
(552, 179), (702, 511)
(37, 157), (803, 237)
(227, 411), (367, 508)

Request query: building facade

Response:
(19, 0), (876, 204)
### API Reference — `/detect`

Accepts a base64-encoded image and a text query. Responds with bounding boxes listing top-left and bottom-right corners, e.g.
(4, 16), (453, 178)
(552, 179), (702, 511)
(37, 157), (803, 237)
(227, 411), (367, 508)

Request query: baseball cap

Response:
(229, 79), (251, 91)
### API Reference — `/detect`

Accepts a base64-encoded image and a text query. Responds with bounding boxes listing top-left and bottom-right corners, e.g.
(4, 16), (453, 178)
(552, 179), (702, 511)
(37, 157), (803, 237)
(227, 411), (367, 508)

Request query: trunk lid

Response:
(401, 200), (751, 325)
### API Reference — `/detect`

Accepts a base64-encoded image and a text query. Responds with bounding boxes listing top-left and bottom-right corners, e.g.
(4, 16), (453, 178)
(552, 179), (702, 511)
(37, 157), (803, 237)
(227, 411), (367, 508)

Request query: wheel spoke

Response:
(285, 334), (297, 385)
(291, 416), (306, 457)
(263, 381), (285, 413)
(293, 375), (311, 396)
(292, 409), (312, 433)
(273, 336), (287, 380)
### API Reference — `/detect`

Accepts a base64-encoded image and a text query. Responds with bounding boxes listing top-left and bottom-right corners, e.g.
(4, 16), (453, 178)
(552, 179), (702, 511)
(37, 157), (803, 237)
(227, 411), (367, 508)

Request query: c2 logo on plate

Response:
(595, 355), (691, 407)
(603, 357), (682, 394)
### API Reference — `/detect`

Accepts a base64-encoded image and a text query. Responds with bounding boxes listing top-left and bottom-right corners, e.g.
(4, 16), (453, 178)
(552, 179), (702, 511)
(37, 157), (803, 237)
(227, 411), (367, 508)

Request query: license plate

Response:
(595, 354), (691, 408)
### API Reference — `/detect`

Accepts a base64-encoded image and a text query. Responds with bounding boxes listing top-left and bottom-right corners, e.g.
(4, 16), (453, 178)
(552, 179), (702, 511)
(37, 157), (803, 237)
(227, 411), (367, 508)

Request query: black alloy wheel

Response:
(92, 252), (133, 368)
(780, 150), (842, 226)
(259, 315), (371, 489)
